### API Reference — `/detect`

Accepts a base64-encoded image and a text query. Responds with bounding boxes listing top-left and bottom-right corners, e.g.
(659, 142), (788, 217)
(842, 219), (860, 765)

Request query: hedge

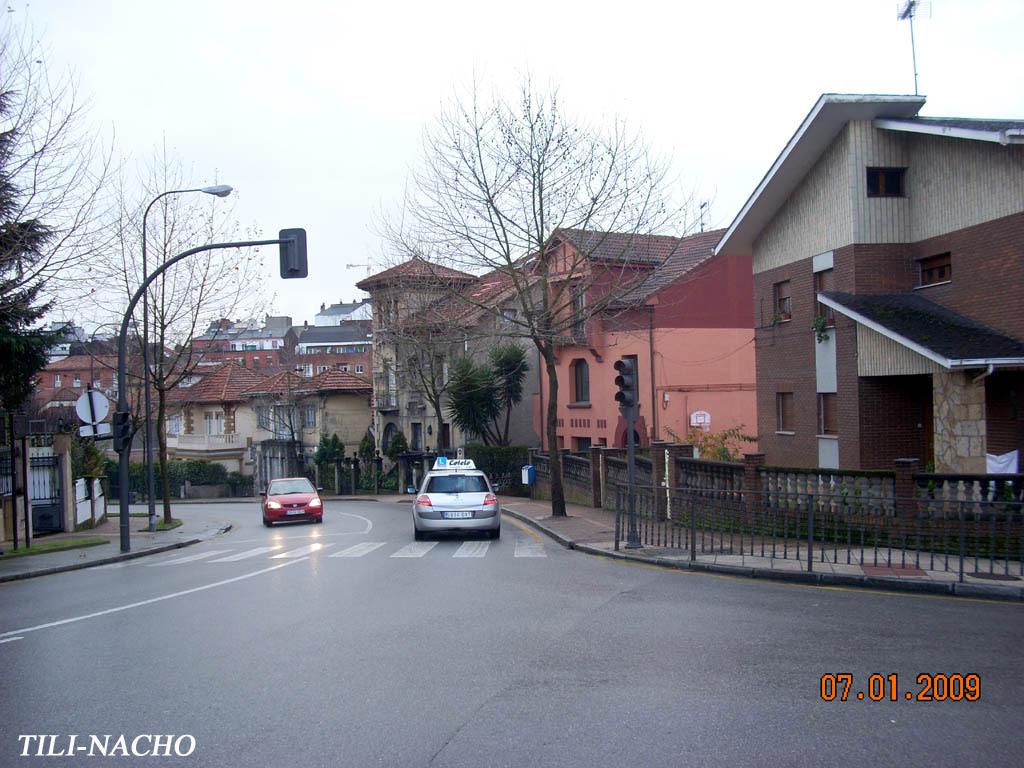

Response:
(465, 444), (530, 496)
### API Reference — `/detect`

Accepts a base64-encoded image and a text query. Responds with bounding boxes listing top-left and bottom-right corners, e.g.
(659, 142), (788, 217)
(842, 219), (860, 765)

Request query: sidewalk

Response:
(0, 507), (231, 583)
(499, 497), (1024, 602)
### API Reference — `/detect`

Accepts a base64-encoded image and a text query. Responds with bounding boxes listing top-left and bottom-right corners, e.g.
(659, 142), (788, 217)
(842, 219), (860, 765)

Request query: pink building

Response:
(535, 229), (757, 451)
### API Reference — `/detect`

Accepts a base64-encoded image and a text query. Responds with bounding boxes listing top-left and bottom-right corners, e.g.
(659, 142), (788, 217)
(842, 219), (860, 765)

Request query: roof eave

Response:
(874, 118), (1024, 145)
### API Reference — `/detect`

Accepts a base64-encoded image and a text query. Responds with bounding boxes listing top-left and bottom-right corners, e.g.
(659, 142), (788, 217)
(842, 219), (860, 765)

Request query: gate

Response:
(30, 454), (65, 533)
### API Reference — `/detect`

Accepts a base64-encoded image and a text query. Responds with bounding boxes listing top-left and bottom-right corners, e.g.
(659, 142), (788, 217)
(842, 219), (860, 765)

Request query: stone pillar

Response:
(53, 433), (75, 532)
(894, 458), (919, 518)
(589, 445), (603, 508)
(932, 370), (986, 473)
(350, 454), (360, 495)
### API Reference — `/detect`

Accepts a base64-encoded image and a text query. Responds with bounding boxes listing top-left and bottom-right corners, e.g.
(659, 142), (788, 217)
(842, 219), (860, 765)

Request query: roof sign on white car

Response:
(433, 457), (476, 470)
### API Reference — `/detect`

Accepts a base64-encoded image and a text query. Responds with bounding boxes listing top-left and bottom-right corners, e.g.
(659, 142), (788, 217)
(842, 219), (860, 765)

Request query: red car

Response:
(261, 477), (324, 526)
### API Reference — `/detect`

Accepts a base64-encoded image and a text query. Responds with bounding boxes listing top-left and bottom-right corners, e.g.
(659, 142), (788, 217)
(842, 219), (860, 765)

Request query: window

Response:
(205, 412), (224, 436)
(93, 379), (102, 390)
(571, 359), (590, 403)
(317, 365), (329, 374)
(166, 414), (182, 436)
(302, 405), (316, 429)
(73, 375), (81, 387)
(571, 283), (586, 337)
(574, 437), (592, 452)
(356, 364), (365, 374)
(53, 374), (61, 387)
(340, 365), (349, 372)
(256, 405), (270, 430)
(919, 253), (951, 287)
(817, 393), (838, 436)
(773, 281), (792, 321)
(814, 269), (835, 326)
(411, 422), (422, 451)
(776, 392), (795, 433)
(426, 474), (488, 493)
(252, 356), (260, 368)
(503, 308), (517, 323)
(866, 167), (906, 197)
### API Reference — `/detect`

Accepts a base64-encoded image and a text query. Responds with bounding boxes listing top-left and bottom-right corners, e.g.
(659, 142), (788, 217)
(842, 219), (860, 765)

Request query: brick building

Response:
(716, 93), (1024, 472)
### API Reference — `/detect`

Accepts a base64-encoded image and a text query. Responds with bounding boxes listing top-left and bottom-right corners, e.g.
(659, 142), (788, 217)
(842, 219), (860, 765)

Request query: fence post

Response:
(807, 492), (814, 573)
(958, 500), (965, 583)
(650, 440), (669, 520)
(893, 458), (919, 518)
(589, 445), (602, 508)
(743, 453), (765, 515)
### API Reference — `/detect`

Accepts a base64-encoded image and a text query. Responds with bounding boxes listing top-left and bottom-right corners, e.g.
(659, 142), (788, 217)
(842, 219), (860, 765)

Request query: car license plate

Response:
(286, 509), (305, 515)
(442, 510), (473, 519)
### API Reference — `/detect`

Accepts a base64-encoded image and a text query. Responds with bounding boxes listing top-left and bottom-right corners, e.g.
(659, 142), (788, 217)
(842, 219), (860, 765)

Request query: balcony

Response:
(167, 433), (244, 453)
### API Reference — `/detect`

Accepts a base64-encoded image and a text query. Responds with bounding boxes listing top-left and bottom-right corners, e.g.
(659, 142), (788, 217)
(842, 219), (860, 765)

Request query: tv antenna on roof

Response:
(698, 201), (709, 233)
(345, 263), (373, 276)
(897, 0), (926, 96)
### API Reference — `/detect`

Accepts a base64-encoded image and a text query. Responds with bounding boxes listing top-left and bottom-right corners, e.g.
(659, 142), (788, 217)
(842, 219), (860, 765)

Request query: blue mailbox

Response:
(521, 465), (536, 486)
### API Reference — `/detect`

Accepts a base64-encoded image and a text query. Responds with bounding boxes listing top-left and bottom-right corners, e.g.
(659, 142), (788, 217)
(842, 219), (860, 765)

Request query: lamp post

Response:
(140, 185), (232, 533)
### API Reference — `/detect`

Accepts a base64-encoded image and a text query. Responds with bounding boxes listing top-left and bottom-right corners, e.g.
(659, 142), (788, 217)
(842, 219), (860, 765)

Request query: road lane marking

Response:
(0, 559), (309, 639)
(330, 542), (387, 558)
(514, 538), (547, 558)
(209, 546), (283, 562)
(271, 542), (335, 559)
(453, 541), (490, 558)
(0, 636), (24, 644)
(146, 550), (233, 566)
(391, 542), (438, 558)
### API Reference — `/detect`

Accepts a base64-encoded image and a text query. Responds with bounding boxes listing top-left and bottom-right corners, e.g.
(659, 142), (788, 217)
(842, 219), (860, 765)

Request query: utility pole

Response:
(614, 357), (641, 549)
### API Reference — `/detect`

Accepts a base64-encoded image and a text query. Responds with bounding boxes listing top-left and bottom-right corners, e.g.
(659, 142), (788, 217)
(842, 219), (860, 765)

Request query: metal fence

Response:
(614, 484), (1024, 582)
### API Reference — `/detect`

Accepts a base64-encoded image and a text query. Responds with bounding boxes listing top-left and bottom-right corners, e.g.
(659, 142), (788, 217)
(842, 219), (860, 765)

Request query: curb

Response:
(0, 522), (234, 585)
(500, 507), (1024, 603)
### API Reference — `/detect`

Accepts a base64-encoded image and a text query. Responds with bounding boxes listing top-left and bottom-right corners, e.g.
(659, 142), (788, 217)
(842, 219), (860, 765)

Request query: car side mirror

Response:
(259, 491), (267, 497)
(316, 487), (323, 492)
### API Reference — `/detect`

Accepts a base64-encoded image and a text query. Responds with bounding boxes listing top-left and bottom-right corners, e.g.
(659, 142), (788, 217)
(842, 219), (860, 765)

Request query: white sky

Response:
(24, 0), (1024, 325)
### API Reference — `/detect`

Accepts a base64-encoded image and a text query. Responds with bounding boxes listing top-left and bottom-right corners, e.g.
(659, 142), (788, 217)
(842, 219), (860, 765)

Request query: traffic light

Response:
(614, 357), (638, 410)
(279, 228), (308, 279)
(112, 411), (131, 453)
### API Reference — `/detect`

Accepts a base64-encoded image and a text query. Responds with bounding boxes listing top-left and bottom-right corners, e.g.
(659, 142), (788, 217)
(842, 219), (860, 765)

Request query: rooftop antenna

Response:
(698, 201), (709, 233)
(345, 262), (372, 276)
(897, 0), (920, 96)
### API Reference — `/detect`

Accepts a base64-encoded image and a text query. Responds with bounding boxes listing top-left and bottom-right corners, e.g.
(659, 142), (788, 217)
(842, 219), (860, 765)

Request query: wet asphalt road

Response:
(1, 500), (1022, 767)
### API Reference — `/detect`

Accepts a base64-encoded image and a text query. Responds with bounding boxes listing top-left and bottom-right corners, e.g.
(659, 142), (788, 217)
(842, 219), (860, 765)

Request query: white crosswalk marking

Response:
(209, 546), (283, 562)
(390, 542), (438, 558)
(453, 541), (490, 558)
(514, 538), (547, 558)
(270, 542), (336, 559)
(146, 550), (233, 566)
(330, 542), (387, 558)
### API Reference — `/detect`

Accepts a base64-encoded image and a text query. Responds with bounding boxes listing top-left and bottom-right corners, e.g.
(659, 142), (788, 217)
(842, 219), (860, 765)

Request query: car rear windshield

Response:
(268, 479), (315, 495)
(426, 474), (489, 494)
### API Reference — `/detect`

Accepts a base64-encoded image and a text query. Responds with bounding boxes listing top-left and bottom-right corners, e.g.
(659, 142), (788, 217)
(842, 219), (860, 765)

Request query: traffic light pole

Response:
(114, 236), (290, 552)
(623, 402), (641, 549)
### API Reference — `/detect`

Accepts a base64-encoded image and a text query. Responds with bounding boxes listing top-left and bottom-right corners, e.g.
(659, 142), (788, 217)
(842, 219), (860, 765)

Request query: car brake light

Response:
(416, 494), (432, 507)
(483, 493), (498, 506)
(308, 497), (322, 508)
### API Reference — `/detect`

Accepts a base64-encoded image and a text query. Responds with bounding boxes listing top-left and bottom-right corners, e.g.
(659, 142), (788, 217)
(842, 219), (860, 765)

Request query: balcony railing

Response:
(167, 433), (243, 451)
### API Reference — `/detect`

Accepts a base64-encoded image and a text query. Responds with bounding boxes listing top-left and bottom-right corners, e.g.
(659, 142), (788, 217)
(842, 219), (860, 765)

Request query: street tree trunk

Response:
(542, 345), (566, 517)
(156, 389), (173, 523)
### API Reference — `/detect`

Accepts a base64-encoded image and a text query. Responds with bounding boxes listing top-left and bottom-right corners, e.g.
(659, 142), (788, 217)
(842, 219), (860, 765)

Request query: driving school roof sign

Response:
(433, 457), (476, 470)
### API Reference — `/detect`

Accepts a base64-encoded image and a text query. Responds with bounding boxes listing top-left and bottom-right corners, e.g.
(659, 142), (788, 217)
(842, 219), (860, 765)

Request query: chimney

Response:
(320, 303), (325, 312)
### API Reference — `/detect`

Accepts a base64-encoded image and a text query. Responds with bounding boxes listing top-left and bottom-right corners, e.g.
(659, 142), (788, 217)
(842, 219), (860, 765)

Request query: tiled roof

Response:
(610, 229), (725, 307)
(240, 370), (306, 397)
(356, 257), (475, 291)
(303, 369), (373, 394)
(405, 268), (523, 329)
(46, 355), (120, 371)
(553, 228), (687, 264)
(821, 293), (1024, 365)
(169, 362), (268, 404)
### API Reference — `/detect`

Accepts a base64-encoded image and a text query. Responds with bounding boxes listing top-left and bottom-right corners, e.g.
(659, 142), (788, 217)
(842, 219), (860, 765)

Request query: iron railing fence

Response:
(614, 484), (1024, 582)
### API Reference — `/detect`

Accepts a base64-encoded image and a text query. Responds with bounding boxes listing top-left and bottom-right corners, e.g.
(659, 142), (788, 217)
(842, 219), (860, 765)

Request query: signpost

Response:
(76, 388), (112, 439)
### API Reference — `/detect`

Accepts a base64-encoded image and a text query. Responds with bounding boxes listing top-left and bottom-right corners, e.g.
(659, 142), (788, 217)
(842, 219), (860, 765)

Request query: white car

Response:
(412, 458), (500, 540)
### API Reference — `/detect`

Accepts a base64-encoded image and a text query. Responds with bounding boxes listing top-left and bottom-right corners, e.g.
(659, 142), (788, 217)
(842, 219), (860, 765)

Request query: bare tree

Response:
(89, 146), (267, 521)
(389, 79), (685, 515)
(0, 20), (113, 412)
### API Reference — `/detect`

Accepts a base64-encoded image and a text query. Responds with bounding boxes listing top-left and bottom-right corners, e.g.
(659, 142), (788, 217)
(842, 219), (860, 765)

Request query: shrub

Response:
(465, 443), (530, 495)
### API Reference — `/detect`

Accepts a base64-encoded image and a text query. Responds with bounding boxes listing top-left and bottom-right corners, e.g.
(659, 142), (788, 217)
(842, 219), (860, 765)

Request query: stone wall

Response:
(933, 370), (986, 473)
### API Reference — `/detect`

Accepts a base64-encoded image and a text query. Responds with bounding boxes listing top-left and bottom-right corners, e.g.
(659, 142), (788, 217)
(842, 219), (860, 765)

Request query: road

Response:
(1, 499), (1022, 767)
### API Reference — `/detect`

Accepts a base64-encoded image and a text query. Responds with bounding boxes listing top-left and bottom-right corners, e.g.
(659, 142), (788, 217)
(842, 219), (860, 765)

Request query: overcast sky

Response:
(23, 0), (1024, 325)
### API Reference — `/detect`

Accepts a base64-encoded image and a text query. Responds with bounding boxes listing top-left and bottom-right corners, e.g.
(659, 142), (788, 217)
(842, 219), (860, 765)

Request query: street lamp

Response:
(140, 185), (233, 533)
